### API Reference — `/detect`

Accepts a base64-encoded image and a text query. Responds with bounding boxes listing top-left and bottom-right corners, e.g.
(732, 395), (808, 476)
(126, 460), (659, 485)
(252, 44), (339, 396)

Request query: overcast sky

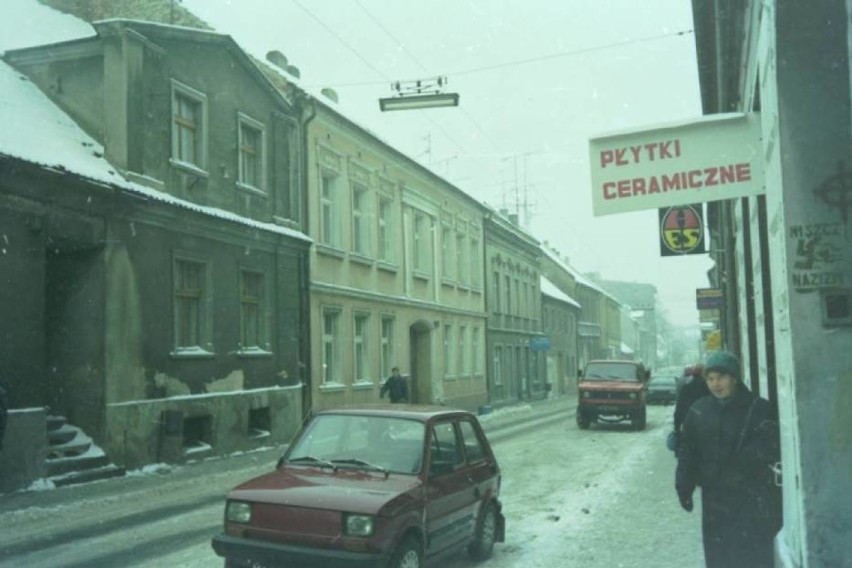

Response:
(182, 0), (713, 327)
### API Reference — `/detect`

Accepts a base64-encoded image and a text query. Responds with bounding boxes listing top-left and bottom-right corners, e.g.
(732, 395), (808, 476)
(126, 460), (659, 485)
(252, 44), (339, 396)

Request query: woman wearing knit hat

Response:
(675, 350), (782, 568)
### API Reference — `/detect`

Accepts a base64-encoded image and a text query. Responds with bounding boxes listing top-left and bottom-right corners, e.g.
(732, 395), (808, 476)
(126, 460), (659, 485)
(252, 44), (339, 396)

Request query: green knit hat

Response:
(704, 350), (740, 379)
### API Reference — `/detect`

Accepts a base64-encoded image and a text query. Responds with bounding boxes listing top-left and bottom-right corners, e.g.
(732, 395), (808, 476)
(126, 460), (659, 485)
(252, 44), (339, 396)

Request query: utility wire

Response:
(302, 29), (694, 89)
(353, 0), (498, 155)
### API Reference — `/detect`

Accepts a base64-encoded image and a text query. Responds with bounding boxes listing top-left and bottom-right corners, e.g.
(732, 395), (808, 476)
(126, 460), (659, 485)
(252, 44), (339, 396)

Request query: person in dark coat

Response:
(380, 367), (409, 403)
(675, 351), (782, 568)
(673, 363), (710, 435)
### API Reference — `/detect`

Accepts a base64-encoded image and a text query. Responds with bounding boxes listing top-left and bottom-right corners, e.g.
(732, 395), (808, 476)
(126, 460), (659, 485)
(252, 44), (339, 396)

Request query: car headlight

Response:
(226, 501), (252, 524)
(344, 514), (375, 537)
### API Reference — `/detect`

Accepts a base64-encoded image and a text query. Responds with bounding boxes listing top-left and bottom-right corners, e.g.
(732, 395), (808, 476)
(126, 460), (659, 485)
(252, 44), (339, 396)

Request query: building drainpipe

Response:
(297, 93), (317, 420)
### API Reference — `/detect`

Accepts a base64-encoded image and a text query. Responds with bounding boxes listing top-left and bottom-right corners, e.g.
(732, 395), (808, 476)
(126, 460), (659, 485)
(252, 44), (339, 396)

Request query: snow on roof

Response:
(540, 276), (581, 309)
(0, 60), (310, 242)
(620, 342), (635, 355)
(0, 0), (95, 54)
(540, 246), (617, 302)
(0, 4), (310, 244)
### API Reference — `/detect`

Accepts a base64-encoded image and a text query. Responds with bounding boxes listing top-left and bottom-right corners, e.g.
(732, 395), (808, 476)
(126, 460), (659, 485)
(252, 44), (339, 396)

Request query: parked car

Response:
(576, 360), (649, 430)
(211, 405), (504, 568)
(646, 374), (679, 405)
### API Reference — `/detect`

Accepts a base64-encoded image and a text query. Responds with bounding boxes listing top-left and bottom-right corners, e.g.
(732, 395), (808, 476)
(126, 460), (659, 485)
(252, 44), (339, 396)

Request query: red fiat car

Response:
(211, 405), (504, 567)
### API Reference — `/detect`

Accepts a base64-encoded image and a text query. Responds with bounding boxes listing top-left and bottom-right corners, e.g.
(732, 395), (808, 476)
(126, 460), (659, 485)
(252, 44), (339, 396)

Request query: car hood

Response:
(228, 467), (422, 515)
(578, 380), (644, 392)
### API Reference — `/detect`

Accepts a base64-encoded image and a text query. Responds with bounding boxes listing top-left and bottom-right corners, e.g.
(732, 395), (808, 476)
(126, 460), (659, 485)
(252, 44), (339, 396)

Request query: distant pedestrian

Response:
(380, 367), (409, 403)
(675, 351), (782, 568)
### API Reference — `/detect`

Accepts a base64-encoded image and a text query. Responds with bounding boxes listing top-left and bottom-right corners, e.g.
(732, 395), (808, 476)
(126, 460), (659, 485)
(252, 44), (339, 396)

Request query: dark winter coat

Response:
(673, 375), (711, 432)
(380, 375), (408, 403)
(676, 385), (782, 568)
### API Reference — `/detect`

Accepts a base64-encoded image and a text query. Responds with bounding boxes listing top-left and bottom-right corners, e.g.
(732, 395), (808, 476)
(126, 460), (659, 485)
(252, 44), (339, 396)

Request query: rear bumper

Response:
(212, 533), (387, 568)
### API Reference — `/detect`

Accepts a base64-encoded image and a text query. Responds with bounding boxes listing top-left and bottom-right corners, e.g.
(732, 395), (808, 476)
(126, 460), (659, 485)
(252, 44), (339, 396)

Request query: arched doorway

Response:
(408, 320), (433, 404)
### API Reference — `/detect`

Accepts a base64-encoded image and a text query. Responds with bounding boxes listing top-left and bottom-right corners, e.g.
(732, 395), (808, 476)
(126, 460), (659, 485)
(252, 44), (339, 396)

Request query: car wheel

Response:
(468, 501), (497, 560)
(633, 407), (646, 431)
(388, 536), (421, 568)
(577, 410), (591, 429)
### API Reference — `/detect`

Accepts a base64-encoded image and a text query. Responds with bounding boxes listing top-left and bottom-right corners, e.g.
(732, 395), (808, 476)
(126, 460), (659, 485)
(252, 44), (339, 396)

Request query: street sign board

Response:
(589, 113), (764, 216)
(696, 288), (724, 310)
(530, 336), (551, 352)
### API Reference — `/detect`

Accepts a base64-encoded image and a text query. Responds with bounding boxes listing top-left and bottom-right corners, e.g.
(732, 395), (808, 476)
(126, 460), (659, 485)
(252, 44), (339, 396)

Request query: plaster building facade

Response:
(691, 1), (852, 565)
(540, 276), (581, 396)
(483, 209), (545, 405)
(300, 95), (488, 412)
(2, 21), (309, 474)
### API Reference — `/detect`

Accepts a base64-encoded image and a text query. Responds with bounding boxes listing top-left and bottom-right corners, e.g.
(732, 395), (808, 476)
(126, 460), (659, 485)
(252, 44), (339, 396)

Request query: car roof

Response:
(313, 404), (474, 422)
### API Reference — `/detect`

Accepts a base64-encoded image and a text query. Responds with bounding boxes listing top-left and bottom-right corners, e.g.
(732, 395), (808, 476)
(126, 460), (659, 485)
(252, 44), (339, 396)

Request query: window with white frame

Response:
(322, 309), (341, 384)
(460, 325), (470, 376)
(473, 327), (481, 373)
(238, 113), (266, 191)
(240, 270), (266, 349)
(456, 231), (467, 285)
(354, 313), (369, 382)
(378, 197), (393, 262)
(492, 271), (501, 312)
(441, 225), (453, 279)
(320, 172), (340, 246)
(413, 213), (425, 272)
(381, 316), (394, 379)
(443, 324), (454, 377)
(504, 275), (512, 314)
(494, 346), (503, 386)
(174, 258), (210, 351)
(352, 182), (370, 255)
(470, 237), (480, 287)
(171, 81), (207, 170)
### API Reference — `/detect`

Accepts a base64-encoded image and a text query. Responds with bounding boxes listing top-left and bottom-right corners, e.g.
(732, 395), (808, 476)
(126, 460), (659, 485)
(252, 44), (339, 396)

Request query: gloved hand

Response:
(677, 489), (694, 512)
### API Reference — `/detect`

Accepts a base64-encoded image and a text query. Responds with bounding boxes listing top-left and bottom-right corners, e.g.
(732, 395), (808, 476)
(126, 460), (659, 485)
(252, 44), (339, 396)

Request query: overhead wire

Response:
(290, 0), (470, 156)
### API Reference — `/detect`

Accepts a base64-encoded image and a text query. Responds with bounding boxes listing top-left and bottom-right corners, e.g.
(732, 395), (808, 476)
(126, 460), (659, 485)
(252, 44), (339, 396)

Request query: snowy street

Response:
(0, 404), (703, 567)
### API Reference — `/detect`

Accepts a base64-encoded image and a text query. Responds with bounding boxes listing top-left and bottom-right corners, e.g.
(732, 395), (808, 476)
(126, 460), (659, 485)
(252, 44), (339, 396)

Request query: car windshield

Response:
(583, 363), (642, 382)
(286, 414), (426, 475)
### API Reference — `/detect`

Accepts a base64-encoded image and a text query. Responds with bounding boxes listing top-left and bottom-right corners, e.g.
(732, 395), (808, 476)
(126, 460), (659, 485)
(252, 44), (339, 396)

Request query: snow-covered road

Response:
(0, 404), (704, 567)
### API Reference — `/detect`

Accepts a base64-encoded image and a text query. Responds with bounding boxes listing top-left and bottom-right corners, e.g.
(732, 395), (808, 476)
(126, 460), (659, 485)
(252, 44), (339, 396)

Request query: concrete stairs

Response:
(45, 415), (125, 487)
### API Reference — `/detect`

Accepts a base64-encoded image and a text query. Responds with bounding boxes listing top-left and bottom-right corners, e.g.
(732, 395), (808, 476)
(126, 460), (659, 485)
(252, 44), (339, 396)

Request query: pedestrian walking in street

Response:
(675, 351), (782, 568)
(380, 367), (409, 403)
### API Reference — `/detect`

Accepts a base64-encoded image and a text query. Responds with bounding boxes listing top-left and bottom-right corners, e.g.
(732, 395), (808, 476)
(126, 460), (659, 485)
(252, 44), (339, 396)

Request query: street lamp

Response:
(379, 76), (460, 112)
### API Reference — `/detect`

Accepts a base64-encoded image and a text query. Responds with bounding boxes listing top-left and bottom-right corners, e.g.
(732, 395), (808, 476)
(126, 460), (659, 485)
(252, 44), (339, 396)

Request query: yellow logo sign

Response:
(660, 205), (705, 255)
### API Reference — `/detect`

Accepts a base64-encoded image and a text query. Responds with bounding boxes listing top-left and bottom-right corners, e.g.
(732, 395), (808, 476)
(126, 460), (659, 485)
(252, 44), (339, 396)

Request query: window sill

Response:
(316, 244), (346, 259)
(171, 347), (215, 359)
(349, 253), (374, 267)
(319, 382), (346, 392)
(236, 347), (273, 358)
(413, 270), (430, 282)
(457, 283), (471, 292)
(248, 428), (271, 440)
(377, 261), (398, 273)
(169, 158), (209, 178)
(443, 375), (459, 382)
(441, 278), (456, 288)
(236, 182), (268, 198)
(352, 380), (375, 390)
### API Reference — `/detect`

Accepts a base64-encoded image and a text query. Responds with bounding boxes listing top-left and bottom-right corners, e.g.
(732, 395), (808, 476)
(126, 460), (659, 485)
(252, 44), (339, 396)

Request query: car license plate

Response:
(598, 405), (622, 413)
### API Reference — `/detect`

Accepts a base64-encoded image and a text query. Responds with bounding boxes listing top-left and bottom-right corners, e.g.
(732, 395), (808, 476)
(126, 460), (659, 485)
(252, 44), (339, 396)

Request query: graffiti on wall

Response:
(789, 222), (847, 291)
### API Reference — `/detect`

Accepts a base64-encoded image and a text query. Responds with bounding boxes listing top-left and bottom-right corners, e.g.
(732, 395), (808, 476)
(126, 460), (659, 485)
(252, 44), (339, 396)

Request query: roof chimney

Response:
(321, 87), (338, 103)
(266, 50), (289, 69)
